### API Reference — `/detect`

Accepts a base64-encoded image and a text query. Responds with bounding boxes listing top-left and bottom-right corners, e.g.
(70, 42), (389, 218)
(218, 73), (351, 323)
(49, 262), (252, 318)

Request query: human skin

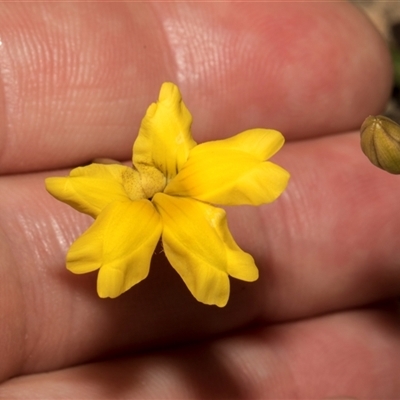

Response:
(0, 1), (399, 398)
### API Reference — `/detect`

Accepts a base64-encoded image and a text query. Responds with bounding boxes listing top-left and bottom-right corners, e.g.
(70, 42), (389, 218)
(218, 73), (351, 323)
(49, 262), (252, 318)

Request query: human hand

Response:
(0, 2), (400, 398)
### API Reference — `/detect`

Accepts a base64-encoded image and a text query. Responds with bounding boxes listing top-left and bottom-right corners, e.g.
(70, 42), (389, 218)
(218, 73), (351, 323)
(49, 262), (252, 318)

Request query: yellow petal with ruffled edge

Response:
(153, 193), (258, 307)
(45, 164), (146, 218)
(133, 82), (197, 181)
(67, 200), (162, 298)
(164, 129), (290, 206)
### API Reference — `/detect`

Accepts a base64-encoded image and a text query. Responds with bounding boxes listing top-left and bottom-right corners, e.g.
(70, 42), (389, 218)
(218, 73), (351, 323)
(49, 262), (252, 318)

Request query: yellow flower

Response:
(46, 83), (290, 307)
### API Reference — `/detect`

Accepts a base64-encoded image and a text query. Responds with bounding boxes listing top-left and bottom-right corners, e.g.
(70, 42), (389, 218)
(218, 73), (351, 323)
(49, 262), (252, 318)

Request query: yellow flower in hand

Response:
(46, 83), (290, 307)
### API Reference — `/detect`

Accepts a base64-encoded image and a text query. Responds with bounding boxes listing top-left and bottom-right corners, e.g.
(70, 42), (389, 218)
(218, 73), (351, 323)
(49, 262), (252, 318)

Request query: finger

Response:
(0, 2), (391, 173)
(1, 130), (400, 382)
(237, 131), (400, 321)
(1, 305), (399, 398)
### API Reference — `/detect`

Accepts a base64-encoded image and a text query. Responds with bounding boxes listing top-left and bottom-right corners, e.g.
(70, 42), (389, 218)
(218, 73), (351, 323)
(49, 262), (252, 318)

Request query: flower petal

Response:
(201, 128), (286, 160)
(164, 129), (290, 206)
(45, 164), (145, 218)
(67, 200), (162, 298)
(153, 193), (258, 307)
(133, 82), (197, 181)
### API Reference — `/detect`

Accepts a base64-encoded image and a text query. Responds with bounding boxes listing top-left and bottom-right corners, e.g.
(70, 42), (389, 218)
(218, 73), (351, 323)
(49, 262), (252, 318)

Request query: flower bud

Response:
(360, 115), (400, 174)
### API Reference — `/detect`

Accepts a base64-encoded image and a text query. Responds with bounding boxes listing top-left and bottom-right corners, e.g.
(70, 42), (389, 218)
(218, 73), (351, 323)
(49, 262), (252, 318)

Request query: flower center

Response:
(121, 168), (145, 200)
(138, 165), (167, 198)
(121, 165), (166, 201)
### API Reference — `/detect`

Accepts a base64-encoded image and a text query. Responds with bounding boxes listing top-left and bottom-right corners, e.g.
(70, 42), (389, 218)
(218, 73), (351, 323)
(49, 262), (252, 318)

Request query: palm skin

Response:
(0, 2), (400, 398)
